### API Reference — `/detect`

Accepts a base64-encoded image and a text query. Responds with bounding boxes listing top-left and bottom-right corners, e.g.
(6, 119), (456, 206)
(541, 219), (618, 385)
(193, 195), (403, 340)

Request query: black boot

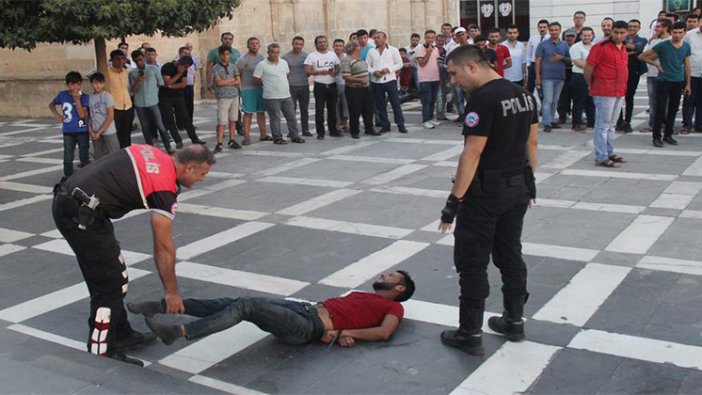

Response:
(108, 352), (144, 367)
(441, 304), (484, 356)
(488, 297), (526, 342)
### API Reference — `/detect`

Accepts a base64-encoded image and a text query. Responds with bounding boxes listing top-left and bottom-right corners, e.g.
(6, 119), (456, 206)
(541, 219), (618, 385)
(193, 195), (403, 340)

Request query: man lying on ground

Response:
(128, 271), (415, 347)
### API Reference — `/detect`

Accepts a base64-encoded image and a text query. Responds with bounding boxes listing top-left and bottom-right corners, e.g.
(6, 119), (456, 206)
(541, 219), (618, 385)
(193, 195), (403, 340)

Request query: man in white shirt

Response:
(684, 21), (702, 132)
(305, 35), (341, 139)
(442, 23), (455, 52)
(502, 25), (526, 87)
(641, 19), (672, 131)
(569, 27), (595, 131)
(526, 19), (549, 96)
(405, 33), (421, 91)
(367, 31), (407, 133)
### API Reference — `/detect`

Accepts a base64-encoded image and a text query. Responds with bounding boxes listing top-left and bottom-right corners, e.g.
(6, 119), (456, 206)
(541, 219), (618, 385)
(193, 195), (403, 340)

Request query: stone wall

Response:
(0, 0), (457, 118)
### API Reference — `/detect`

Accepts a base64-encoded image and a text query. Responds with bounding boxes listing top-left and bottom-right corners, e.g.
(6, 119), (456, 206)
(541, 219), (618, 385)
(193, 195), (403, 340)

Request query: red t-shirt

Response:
(322, 292), (404, 330)
(489, 44), (511, 77)
(587, 39), (628, 97)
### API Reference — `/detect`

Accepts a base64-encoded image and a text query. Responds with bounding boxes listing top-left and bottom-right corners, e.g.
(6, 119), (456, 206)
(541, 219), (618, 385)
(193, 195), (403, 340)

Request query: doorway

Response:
(459, 0), (530, 40)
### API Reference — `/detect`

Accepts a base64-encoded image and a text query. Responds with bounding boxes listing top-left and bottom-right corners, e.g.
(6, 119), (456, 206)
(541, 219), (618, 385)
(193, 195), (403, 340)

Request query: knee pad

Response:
(90, 307), (111, 355)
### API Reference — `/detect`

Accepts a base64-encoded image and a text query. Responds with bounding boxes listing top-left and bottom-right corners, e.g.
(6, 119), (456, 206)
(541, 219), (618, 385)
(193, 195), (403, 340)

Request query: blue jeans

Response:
(372, 80), (405, 128)
(135, 105), (172, 151)
(454, 85), (466, 120)
(647, 77), (658, 128)
(63, 133), (89, 177)
(541, 79), (564, 126)
(419, 81), (440, 122)
(682, 76), (702, 128)
(183, 297), (325, 345)
(593, 96), (624, 163)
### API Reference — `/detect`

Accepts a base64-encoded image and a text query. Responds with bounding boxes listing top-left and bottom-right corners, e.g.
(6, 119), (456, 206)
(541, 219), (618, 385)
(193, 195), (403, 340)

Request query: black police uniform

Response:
(453, 79), (537, 337)
(52, 145), (178, 363)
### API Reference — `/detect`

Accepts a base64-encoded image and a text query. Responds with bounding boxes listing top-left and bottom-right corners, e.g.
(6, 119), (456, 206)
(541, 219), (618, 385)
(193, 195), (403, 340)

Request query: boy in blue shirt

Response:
(50, 71), (90, 177)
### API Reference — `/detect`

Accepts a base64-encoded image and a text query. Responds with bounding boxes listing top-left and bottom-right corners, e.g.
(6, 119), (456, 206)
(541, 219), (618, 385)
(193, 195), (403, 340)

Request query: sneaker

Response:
(429, 119), (442, 126)
(302, 131), (314, 137)
(228, 139), (241, 149)
(550, 123), (561, 129)
(663, 136), (678, 145)
(440, 329), (484, 356)
(653, 138), (664, 148)
(108, 352), (144, 367)
(398, 127), (408, 134)
(422, 121), (435, 129)
(213, 143), (223, 154)
(543, 126), (552, 133)
(487, 315), (525, 342)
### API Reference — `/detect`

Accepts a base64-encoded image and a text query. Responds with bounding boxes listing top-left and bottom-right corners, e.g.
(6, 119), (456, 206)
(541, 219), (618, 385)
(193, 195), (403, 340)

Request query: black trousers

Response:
(114, 107), (135, 148)
(570, 73), (595, 127)
(653, 80), (685, 140)
(618, 71), (642, 124)
(52, 186), (132, 356)
(290, 85), (310, 134)
(345, 86), (375, 136)
(313, 82), (338, 137)
(183, 85), (195, 122)
(159, 94), (200, 144)
(453, 175), (530, 332)
(557, 73), (572, 122)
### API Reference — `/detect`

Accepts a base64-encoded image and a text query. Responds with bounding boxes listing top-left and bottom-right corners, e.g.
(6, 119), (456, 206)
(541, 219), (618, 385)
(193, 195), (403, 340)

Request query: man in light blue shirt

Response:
(253, 43), (305, 144)
(129, 50), (173, 153)
(535, 22), (571, 132)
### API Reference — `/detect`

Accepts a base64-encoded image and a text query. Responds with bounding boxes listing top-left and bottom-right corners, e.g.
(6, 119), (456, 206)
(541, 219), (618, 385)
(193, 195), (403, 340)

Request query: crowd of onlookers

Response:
(50, 7), (702, 176)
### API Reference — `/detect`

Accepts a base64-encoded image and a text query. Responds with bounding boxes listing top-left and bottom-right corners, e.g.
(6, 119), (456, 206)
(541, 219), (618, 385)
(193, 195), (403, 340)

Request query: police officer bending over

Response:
(438, 45), (538, 356)
(52, 144), (215, 366)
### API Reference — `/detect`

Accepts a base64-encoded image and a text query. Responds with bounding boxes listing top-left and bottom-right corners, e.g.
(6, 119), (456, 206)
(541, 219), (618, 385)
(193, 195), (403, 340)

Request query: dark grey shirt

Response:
(236, 52), (265, 90)
(282, 51), (309, 86)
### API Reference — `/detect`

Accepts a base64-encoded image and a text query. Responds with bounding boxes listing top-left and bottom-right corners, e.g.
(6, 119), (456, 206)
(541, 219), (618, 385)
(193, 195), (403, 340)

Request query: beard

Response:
(372, 281), (395, 292)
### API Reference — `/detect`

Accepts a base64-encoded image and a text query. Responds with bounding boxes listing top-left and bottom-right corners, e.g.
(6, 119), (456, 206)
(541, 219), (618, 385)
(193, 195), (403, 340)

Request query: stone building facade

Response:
(0, 0), (459, 118)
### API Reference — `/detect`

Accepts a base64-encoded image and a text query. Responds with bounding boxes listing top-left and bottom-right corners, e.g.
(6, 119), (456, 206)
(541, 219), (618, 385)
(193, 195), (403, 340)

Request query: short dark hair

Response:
(488, 27), (500, 34)
(474, 34), (487, 43)
(468, 23), (479, 30)
(333, 38), (344, 45)
(89, 72), (105, 83)
(581, 26), (595, 35)
(247, 36), (259, 45)
(178, 46), (189, 55)
(446, 44), (490, 68)
(425, 29), (436, 35)
(441, 23), (452, 29)
(574, 10), (586, 17)
(411, 32), (420, 39)
(548, 22), (562, 29)
(292, 35), (305, 43)
(369, 28), (378, 35)
(395, 270), (415, 302)
(658, 18), (673, 32)
(144, 47), (156, 54)
(673, 21), (687, 30)
(131, 49), (144, 61)
(537, 19), (549, 26)
(613, 20), (629, 30)
(109, 49), (124, 61)
(218, 45), (231, 55)
(221, 32), (233, 40)
(399, 47), (407, 53)
(118, 41), (128, 48)
(629, 19), (642, 25)
(65, 71), (82, 84)
(667, 13), (679, 21)
(687, 14), (700, 21)
(314, 35), (327, 45)
(506, 24), (518, 31)
(178, 55), (194, 66)
(356, 29), (368, 37)
(174, 144), (216, 166)
(603, 17), (615, 23)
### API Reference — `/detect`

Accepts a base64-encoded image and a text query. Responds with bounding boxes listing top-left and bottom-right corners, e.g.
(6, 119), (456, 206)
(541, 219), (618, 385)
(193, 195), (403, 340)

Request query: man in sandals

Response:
(128, 271), (414, 348)
(584, 20), (629, 168)
(253, 43), (306, 145)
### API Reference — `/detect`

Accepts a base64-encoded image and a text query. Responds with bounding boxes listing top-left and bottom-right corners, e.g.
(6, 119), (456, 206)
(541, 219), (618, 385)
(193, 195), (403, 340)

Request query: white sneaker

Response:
(429, 119), (442, 126)
(422, 121), (435, 129)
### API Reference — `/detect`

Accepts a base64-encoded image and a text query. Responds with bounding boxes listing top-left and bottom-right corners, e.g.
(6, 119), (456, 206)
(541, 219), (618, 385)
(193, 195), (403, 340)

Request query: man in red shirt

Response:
(52, 144), (215, 366)
(487, 27), (512, 77)
(584, 20), (629, 167)
(128, 271), (415, 348)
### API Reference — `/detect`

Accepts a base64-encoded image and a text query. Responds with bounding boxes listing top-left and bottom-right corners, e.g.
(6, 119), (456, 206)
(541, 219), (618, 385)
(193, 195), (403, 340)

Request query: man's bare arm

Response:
(336, 314), (402, 347)
(151, 212), (184, 314)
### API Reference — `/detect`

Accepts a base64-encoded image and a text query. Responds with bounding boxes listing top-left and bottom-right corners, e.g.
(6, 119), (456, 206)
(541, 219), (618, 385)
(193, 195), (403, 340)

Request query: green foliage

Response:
(0, 0), (242, 50)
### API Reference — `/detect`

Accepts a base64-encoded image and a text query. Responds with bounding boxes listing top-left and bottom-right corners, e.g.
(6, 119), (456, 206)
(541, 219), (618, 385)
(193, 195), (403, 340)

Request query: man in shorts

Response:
(237, 37), (270, 143)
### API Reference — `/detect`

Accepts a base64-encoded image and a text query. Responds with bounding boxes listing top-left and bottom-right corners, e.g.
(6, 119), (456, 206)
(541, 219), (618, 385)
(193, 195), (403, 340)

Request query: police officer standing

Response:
(52, 144), (215, 365)
(438, 45), (538, 356)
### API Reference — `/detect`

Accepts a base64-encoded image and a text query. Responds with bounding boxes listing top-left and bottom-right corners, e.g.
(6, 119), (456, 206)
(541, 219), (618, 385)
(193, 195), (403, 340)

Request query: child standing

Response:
(49, 71), (90, 178)
(88, 73), (119, 159)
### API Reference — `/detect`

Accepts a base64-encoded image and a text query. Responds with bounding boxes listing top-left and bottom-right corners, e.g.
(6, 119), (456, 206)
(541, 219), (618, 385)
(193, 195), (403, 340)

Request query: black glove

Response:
(441, 194), (461, 224)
